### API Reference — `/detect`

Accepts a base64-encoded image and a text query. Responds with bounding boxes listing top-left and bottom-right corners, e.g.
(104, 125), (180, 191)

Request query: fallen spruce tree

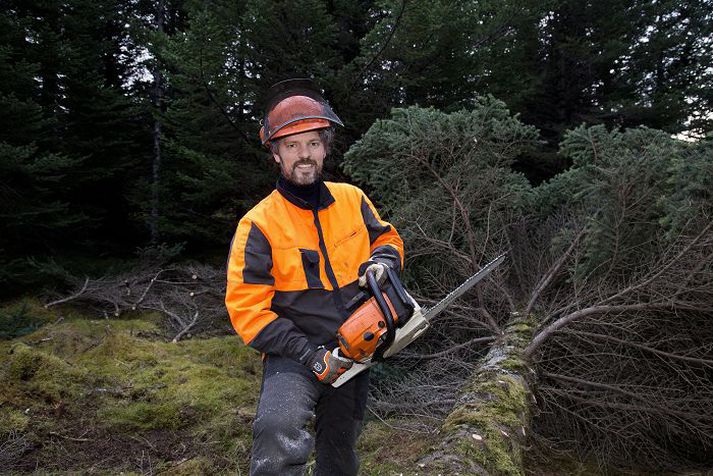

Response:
(343, 100), (713, 474)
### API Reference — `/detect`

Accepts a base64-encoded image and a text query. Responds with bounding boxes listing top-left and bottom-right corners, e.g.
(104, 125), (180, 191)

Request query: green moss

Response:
(3, 343), (86, 403)
(0, 312), (261, 473)
(60, 328), (259, 457)
(82, 331), (159, 365)
(0, 407), (30, 433)
(358, 420), (438, 476)
(501, 356), (529, 372)
(503, 316), (536, 350)
(170, 336), (262, 378)
(443, 374), (530, 476)
(99, 401), (185, 431)
(6, 343), (43, 380)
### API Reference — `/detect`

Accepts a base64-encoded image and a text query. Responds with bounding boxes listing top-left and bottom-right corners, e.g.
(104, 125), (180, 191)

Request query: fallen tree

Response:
(344, 103), (713, 474)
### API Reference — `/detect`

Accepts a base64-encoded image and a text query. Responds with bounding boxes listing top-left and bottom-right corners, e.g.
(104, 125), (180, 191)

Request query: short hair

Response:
(269, 127), (335, 154)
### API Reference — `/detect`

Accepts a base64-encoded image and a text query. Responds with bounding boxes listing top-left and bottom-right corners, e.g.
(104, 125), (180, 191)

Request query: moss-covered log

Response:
(418, 315), (535, 475)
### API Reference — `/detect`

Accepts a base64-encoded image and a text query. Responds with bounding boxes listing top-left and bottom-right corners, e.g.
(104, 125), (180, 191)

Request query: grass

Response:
(0, 298), (425, 475)
(0, 298), (261, 474)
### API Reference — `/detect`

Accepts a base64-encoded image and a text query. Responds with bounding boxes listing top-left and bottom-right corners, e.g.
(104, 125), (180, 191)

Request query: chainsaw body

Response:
(332, 267), (429, 387)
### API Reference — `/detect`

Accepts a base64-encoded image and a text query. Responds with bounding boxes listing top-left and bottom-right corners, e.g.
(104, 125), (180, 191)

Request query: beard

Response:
(280, 158), (323, 186)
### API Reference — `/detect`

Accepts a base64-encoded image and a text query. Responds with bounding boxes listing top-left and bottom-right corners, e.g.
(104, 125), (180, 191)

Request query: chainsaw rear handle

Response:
(366, 268), (395, 361)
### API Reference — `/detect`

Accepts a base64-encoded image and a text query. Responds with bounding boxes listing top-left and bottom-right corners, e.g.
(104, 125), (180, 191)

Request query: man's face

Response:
(272, 130), (326, 186)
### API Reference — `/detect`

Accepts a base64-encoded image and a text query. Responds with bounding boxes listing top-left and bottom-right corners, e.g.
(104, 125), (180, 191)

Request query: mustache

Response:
(293, 159), (318, 169)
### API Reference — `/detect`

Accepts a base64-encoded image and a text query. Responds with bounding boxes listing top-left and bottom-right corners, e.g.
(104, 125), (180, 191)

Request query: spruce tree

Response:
(0, 5), (87, 289)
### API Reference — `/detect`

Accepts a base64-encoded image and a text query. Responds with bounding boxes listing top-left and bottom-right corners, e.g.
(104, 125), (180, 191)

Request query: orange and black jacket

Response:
(225, 179), (404, 365)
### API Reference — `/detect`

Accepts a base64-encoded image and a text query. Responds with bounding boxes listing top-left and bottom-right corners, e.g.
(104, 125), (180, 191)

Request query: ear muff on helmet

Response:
(259, 78), (343, 145)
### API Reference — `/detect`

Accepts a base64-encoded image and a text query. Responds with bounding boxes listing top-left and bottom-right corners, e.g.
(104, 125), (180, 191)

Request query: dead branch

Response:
(45, 277), (90, 308)
(524, 227), (585, 316)
(43, 264), (229, 340)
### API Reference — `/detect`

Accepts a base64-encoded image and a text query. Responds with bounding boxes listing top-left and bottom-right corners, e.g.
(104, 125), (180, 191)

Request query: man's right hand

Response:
(306, 347), (353, 384)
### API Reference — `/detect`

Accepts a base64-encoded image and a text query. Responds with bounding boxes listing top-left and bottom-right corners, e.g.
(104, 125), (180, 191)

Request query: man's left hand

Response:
(306, 348), (353, 384)
(358, 261), (389, 288)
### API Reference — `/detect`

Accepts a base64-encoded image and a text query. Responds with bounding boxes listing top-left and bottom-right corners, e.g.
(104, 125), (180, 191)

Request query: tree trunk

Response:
(418, 316), (535, 475)
(149, 0), (165, 246)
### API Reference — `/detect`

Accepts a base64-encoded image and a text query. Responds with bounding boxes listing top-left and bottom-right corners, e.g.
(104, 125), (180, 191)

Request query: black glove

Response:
(358, 261), (389, 288)
(306, 347), (353, 384)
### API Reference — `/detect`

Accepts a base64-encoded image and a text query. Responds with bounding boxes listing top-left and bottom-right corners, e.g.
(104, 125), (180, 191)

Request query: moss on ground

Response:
(0, 302), (433, 474)
(0, 407), (30, 434)
(0, 302), (261, 474)
(358, 419), (439, 475)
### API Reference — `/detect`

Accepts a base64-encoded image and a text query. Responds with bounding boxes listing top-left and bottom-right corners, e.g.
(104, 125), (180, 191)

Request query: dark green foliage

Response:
(0, 1), (153, 275)
(243, 0), (342, 84)
(0, 6), (89, 290)
(148, 1), (271, 246)
(662, 139), (713, 233)
(0, 301), (51, 340)
(2, 0), (712, 289)
(534, 124), (712, 277)
(344, 99), (538, 295)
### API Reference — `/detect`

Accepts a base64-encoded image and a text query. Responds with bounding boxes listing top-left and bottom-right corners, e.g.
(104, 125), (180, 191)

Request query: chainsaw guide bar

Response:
(422, 253), (507, 321)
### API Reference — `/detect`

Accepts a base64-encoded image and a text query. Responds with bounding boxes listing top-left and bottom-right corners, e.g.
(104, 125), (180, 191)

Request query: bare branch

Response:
(45, 277), (90, 308)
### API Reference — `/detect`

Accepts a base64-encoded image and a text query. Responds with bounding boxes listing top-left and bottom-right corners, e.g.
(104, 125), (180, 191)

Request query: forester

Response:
(225, 78), (404, 476)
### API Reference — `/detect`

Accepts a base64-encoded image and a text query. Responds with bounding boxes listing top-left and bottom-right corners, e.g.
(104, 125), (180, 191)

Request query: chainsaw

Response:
(331, 253), (506, 387)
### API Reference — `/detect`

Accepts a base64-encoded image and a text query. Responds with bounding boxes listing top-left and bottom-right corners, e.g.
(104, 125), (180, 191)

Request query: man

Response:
(225, 79), (404, 476)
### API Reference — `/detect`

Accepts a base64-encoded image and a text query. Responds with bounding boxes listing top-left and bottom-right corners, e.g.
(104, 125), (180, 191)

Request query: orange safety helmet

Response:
(259, 78), (343, 145)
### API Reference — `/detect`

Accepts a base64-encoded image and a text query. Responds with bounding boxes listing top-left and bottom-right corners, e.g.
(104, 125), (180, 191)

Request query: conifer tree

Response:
(138, 0), (269, 248)
(0, 5), (86, 288)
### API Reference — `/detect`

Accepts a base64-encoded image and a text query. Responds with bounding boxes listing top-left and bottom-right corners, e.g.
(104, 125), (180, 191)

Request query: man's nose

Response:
(297, 145), (310, 159)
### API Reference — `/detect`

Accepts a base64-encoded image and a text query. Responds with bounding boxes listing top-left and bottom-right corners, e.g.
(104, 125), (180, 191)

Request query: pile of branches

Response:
(527, 220), (713, 469)
(45, 263), (230, 341)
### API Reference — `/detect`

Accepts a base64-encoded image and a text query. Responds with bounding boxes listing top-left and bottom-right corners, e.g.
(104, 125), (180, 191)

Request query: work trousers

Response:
(249, 354), (370, 476)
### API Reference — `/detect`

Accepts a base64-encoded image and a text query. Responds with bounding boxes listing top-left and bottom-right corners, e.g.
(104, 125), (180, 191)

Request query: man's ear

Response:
(272, 151), (281, 164)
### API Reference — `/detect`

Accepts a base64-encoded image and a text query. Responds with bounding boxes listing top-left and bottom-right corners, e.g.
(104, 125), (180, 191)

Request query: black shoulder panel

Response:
(243, 223), (275, 285)
(360, 196), (391, 245)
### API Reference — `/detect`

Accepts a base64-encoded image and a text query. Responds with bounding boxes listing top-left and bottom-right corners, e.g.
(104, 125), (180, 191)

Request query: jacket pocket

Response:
(299, 249), (324, 289)
(331, 226), (370, 284)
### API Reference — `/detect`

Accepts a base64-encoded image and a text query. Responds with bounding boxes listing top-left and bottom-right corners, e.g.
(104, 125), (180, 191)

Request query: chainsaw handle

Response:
(366, 269), (396, 361)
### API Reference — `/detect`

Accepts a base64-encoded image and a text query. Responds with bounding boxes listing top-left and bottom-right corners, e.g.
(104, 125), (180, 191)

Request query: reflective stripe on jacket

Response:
(225, 180), (404, 363)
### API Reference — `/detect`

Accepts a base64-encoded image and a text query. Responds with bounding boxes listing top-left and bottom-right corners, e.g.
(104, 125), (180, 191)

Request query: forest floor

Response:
(0, 298), (704, 475)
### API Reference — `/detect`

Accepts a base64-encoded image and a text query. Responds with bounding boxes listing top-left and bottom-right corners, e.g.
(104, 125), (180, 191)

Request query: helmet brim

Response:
(264, 118), (333, 144)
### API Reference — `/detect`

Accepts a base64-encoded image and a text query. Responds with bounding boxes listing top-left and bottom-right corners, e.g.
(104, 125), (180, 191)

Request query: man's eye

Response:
(310, 142), (320, 147)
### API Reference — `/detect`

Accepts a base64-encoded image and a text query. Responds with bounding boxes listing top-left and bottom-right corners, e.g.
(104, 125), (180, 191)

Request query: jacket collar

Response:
(276, 177), (335, 211)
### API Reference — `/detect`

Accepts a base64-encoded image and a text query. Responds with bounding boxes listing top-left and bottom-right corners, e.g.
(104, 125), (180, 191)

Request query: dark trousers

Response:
(249, 354), (370, 476)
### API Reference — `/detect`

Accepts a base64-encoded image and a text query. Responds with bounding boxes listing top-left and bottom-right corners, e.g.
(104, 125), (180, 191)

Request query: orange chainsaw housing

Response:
(337, 292), (400, 362)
